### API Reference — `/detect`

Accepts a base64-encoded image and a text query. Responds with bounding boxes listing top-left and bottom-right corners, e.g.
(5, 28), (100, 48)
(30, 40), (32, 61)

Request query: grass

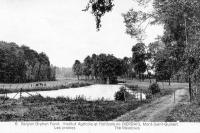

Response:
(0, 95), (146, 121)
(0, 81), (92, 94)
(166, 102), (200, 122)
(166, 87), (200, 122)
(125, 81), (176, 101)
(125, 79), (188, 90)
(0, 79), (188, 121)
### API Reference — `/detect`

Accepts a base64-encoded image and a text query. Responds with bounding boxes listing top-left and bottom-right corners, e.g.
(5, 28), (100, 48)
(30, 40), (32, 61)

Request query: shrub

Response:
(145, 93), (153, 99)
(0, 113), (20, 121)
(148, 82), (160, 95)
(0, 96), (9, 100)
(114, 86), (128, 101)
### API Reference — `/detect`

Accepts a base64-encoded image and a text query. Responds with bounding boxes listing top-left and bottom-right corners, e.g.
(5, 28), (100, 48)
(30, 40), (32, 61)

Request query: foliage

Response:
(0, 95), (146, 121)
(72, 60), (82, 80)
(132, 43), (147, 79)
(121, 0), (200, 81)
(114, 86), (128, 101)
(0, 41), (55, 83)
(73, 53), (129, 84)
(147, 38), (165, 70)
(83, 0), (114, 31)
(154, 50), (176, 82)
(82, 56), (92, 78)
(148, 82), (160, 95)
(166, 103), (200, 122)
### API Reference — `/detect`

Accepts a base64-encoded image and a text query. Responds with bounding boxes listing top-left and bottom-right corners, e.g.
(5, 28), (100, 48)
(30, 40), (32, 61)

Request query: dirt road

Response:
(114, 88), (189, 122)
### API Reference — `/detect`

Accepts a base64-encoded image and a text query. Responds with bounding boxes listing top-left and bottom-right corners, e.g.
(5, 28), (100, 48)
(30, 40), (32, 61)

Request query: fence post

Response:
(20, 88), (22, 99)
(4, 88), (6, 99)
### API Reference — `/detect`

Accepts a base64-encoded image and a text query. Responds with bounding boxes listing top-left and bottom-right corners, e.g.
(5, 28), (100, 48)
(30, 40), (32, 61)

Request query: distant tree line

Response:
(0, 41), (56, 83)
(56, 67), (75, 79)
(73, 54), (135, 84)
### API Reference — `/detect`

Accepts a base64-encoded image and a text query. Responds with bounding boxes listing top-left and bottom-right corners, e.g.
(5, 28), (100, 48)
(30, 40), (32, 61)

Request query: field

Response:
(0, 95), (147, 121)
(125, 79), (188, 90)
(0, 79), (189, 121)
(0, 79), (92, 94)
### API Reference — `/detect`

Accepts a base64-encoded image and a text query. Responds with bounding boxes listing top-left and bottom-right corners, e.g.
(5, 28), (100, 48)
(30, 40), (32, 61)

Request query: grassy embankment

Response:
(0, 95), (148, 121)
(125, 79), (187, 99)
(166, 102), (200, 122)
(166, 85), (200, 122)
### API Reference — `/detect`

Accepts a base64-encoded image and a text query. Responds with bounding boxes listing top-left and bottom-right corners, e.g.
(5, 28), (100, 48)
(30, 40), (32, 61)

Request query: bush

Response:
(0, 96), (9, 101)
(145, 93), (153, 99)
(148, 82), (160, 95)
(114, 86), (128, 101)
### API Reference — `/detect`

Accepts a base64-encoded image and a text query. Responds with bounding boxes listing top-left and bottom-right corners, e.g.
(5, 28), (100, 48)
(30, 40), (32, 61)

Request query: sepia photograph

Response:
(0, 0), (200, 132)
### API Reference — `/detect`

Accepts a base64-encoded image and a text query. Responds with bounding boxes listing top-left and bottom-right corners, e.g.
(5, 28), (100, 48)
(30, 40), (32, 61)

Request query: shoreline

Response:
(0, 81), (92, 94)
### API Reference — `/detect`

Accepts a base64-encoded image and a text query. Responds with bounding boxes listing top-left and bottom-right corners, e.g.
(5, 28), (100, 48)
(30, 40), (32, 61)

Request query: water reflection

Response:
(7, 84), (146, 101)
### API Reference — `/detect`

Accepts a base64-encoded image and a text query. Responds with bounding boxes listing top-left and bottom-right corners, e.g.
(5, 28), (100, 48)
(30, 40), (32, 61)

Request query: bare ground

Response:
(114, 88), (189, 122)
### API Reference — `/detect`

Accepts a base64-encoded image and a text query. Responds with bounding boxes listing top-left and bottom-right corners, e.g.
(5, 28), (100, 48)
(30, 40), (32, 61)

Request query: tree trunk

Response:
(148, 73), (151, 83)
(168, 78), (171, 86)
(189, 76), (192, 102)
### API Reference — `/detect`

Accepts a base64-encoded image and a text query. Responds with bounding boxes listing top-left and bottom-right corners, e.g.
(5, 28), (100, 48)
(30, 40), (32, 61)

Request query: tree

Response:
(85, 0), (200, 100)
(111, 0), (200, 101)
(84, 0), (152, 31)
(121, 57), (133, 79)
(96, 54), (123, 84)
(83, 0), (114, 30)
(91, 54), (98, 80)
(82, 56), (92, 79)
(37, 52), (50, 81)
(148, 37), (165, 70)
(72, 60), (82, 80)
(153, 0), (200, 100)
(73, 53), (124, 84)
(0, 41), (55, 83)
(132, 43), (147, 80)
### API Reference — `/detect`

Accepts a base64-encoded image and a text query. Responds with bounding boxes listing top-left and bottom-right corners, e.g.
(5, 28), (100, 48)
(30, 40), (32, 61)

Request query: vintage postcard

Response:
(0, 0), (200, 132)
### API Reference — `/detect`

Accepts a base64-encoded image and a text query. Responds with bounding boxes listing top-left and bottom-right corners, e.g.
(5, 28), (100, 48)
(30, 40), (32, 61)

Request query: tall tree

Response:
(72, 60), (82, 80)
(82, 56), (92, 79)
(132, 43), (147, 79)
(91, 54), (98, 80)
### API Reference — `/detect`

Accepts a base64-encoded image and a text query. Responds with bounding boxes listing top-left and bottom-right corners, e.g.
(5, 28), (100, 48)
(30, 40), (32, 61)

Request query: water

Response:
(6, 84), (146, 101)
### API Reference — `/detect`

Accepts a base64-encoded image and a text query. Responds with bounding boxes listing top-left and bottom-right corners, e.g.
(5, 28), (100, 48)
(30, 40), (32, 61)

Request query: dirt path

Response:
(114, 88), (189, 122)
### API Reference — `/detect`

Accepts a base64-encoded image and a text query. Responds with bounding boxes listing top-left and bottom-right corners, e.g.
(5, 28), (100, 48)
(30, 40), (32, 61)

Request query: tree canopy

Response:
(0, 41), (56, 83)
(132, 43), (147, 79)
(72, 53), (134, 84)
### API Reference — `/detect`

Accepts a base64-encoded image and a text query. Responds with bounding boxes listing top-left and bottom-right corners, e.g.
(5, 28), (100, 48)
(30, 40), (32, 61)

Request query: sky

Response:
(0, 0), (163, 67)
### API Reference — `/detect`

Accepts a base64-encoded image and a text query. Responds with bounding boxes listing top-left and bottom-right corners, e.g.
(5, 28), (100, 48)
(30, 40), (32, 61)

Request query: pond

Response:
(6, 84), (146, 101)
